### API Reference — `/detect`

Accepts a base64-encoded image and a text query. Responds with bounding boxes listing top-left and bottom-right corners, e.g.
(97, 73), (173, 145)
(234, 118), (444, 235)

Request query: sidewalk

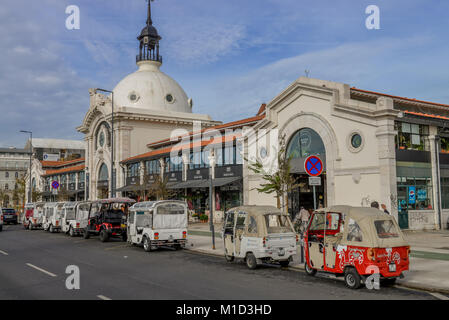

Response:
(187, 223), (449, 294)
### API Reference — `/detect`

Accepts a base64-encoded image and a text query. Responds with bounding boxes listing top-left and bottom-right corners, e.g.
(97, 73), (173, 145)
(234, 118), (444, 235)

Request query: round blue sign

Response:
(51, 181), (59, 190)
(304, 155), (323, 177)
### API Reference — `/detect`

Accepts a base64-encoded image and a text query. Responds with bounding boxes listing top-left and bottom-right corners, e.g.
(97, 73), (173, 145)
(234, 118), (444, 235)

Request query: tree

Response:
(148, 175), (176, 201)
(246, 134), (299, 212)
(15, 176), (26, 208)
(0, 187), (7, 207)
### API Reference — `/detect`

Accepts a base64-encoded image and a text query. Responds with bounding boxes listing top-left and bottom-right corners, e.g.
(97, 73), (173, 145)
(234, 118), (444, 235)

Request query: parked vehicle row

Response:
(21, 199), (189, 251)
(13, 201), (410, 290)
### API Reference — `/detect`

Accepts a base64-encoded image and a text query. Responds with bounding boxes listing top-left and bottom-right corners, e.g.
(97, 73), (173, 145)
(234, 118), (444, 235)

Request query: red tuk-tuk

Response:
(304, 206), (410, 289)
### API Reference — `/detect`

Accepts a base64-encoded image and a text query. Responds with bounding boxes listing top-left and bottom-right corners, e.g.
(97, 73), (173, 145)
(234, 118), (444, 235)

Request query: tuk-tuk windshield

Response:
(264, 214), (293, 234)
(65, 208), (76, 220)
(374, 220), (399, 239)
(157, 203), (185, 215)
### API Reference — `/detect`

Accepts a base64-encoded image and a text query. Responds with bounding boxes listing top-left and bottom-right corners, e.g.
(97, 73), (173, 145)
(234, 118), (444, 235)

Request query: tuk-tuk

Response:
(304, 206), (410, 289)
(83, 198), (135, 242)
(43, 202), (57, 231)
(128, 200), (188, 251)
(223, 206), (297, 269)
(24, 202), (45, 230)
(61, 202), (78, 235)
(49, 202), (65, 233)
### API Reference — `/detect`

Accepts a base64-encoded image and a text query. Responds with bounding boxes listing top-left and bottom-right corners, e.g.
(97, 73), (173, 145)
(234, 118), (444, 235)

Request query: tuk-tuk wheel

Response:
(225, 254), (234, 262)
(49, 225), (54, 233)
(246, 253), (258, 270)
(28, 223), (32, 230)
(344, 268), (362, 289)
(83, 229), (90, 239)
(100, 230), (109, 242)
(69, 227), (75, 237)
(304, 262), (317, 276)
(143, 236), (152, 252)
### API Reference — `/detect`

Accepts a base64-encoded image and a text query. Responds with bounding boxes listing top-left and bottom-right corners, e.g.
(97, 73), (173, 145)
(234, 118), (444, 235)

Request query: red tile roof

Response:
(41, 158), (85, 168)
(351, 88), (449, 109)
(124, 132), (243, 164)
(404, 110), (449, 121)
(44, 164), (85, 176)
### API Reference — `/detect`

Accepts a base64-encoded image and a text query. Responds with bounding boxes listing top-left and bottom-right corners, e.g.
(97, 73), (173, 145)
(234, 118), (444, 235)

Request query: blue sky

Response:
(2, 0), (449, 147)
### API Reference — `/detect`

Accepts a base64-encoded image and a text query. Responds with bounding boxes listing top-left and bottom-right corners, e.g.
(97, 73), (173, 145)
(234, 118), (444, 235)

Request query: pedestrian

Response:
(371, 201), (390, 215)
(299, 207), (311, 234)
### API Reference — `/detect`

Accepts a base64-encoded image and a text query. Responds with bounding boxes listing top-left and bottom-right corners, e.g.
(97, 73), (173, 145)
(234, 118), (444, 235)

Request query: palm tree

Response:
(148, 175), (175, 201)
(247, 134), (299, 212)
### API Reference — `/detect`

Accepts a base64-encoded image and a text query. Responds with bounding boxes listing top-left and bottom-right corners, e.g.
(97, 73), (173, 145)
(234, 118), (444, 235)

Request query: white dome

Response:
(113, 61), (192, 113)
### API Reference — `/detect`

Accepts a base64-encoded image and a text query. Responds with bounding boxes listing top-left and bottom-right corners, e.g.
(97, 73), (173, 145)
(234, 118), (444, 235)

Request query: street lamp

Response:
(20, 130), (32, 203)
(95, 88), (116, 198)
(208, 149), (216, 250)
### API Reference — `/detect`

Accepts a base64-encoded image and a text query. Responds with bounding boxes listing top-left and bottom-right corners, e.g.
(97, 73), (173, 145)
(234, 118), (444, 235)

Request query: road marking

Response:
(97, 295), (112, 300)
(26, 263), (57, 277)
(0, 250), (8, 256)
(429, 292), (449, 300)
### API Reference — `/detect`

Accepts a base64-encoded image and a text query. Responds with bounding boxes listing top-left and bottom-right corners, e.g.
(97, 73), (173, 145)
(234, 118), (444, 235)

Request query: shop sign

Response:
(408, 186), (416, 204)
(215, 165), (243, 179)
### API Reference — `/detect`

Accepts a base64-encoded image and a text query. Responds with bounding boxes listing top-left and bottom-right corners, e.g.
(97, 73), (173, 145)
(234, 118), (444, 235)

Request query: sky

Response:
(2, 0), (449, 147)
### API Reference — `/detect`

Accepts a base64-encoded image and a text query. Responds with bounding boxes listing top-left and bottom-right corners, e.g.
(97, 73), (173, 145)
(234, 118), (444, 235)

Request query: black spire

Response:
(137, 0), (162, 64)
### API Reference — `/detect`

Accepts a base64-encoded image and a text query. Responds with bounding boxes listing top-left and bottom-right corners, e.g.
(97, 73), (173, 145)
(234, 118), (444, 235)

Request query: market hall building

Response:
(243, 77), (449, 231)
(76, 1), (220, 201)
(71, 2), (449, 230)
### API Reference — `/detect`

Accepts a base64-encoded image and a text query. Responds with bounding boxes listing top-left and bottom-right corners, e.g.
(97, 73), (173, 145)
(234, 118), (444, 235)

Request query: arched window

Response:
(98, 164), (109, 181)
(5, 184), (8, 190)
(287, 128), (326, 159)
(5, 172), (9, 178)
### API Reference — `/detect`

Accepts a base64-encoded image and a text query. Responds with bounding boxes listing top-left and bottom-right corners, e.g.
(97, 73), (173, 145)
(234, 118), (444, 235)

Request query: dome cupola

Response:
(137, 0), (162, 64)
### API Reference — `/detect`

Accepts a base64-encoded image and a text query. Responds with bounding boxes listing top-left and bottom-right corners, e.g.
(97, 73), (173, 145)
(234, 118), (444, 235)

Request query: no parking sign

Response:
(304, 155), (323, 177)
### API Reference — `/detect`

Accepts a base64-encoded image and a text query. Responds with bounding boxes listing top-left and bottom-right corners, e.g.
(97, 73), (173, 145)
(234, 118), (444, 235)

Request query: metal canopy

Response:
(168, 177), (241, 189)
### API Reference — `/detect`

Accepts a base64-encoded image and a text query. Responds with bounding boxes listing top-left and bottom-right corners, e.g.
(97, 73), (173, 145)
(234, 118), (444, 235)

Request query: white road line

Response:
(97, 295), (112, 300)
(0, 250), (8, 256)
(429, 292), (449, 300)
(26, 263), (57, 277)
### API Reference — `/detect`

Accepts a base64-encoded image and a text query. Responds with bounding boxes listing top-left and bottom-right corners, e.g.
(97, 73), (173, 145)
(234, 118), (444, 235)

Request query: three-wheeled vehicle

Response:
(47, 202), (65, 233)
(61, 202), (78, 235)
(128, 200), (188, 251)
(223, 206), (297, 269)
(304, 205), (410, 289)
(24, 202), (45, 230)
(83, 198), (135, 242)
(43, 203), (59, 232)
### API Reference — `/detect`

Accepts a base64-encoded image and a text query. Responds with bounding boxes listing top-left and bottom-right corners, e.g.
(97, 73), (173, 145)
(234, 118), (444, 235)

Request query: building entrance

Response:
(288, 174), (326, 217)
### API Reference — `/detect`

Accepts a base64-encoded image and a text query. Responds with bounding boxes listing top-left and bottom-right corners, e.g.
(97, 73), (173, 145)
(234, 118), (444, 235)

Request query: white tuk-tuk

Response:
(25, 202), (45, 230)
(223, 206), (298, 269)
(61, 202), (77, 235)
(43, 202), (64, 233)
(128, 200), (188, 251)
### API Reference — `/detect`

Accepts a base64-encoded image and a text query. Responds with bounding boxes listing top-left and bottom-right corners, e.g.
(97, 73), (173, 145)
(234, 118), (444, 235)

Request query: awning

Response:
(169, 177), (241, 189)
(116, 185), (143, 192)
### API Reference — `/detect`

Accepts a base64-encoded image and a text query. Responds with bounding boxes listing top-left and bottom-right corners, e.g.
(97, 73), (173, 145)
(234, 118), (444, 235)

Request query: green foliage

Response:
(246, 134), (299, 211)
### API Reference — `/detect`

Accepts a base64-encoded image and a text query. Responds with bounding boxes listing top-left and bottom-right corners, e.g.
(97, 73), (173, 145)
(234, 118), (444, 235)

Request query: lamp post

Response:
(95, 88), (115, 198)
(20, 130), (32, 203)
(208, 149), (216, 250)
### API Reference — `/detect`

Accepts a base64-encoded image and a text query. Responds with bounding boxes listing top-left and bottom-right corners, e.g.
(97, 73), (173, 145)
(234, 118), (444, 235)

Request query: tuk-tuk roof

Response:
(62, 202), (78, 208)
(227, 205), (285, 217)
(93, 198), (136, 204)
(316, 205), (389, 220)
(43, 202), (58, 208)
(130, 200), (186, 210)
(314, 205), (409, 248)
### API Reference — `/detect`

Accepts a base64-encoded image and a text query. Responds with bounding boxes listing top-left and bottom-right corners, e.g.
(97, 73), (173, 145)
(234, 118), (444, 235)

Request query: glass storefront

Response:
(397, 163), (433, 211)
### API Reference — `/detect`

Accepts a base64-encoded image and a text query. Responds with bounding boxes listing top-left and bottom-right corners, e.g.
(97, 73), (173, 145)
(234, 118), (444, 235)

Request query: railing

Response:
(136, 53), (163, 64)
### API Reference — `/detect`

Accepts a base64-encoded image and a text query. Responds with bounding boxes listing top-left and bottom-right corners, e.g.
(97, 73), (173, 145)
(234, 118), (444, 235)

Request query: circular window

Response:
(260, 147), (267, 159)
(347, 131), (364, 153)
(166, 94), (174, 103)
(351, 134), (362, 149)
(128, 92), (140, 103)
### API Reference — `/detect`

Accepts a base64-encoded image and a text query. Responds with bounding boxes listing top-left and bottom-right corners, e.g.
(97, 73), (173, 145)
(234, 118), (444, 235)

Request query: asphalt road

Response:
(0, 224), (438, 300)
